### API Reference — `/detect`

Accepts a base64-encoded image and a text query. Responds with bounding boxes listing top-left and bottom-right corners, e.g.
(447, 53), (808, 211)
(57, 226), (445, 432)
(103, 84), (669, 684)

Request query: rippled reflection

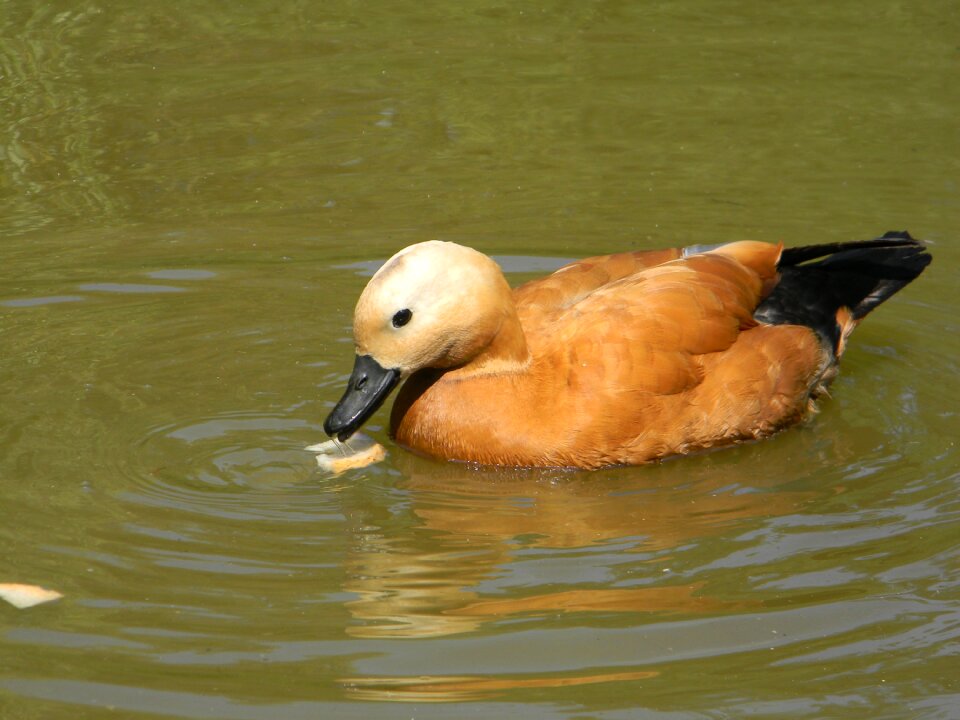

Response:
(341, 669), (661, 703)
(339, 449), (827, 640)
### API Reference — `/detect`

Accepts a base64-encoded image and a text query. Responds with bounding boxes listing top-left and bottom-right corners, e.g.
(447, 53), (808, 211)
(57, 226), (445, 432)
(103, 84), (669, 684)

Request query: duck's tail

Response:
(754, 231), (932, 357)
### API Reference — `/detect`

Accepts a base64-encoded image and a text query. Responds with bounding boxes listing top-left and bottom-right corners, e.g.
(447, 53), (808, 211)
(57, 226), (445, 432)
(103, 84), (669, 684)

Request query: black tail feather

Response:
(754, 231), (931, 354)
(778, 230), (922, 268)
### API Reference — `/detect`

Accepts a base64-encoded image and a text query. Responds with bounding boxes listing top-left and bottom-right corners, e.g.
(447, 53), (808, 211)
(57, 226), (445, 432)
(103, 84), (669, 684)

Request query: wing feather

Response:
(522, 248), (779, 397)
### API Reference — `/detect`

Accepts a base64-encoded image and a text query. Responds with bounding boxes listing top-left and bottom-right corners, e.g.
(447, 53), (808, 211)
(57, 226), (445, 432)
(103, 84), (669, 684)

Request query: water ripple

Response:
(116, 411), (350, 522)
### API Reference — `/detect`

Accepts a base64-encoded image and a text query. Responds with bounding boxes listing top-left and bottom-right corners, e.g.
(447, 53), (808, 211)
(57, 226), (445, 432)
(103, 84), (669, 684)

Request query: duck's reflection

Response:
(335, 439), (843, 700)
(339, 441), (835, 641)
(341, 668), (661, 703)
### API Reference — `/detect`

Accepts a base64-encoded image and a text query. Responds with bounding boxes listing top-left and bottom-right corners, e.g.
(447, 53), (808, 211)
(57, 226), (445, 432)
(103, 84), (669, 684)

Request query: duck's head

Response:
(323, 241), (519, 441)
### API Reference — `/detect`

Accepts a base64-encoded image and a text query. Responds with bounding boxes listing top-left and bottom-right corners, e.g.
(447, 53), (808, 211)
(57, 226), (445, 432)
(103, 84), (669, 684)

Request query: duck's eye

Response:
(392, 308), (412, 328)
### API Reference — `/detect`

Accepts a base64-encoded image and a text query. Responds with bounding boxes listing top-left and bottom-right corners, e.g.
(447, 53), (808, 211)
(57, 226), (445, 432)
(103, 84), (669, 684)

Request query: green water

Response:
(1, 2), (958, 718)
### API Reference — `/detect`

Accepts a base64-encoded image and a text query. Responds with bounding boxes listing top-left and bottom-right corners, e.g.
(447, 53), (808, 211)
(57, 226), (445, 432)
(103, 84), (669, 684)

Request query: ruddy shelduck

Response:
(324, 232), (930, 469)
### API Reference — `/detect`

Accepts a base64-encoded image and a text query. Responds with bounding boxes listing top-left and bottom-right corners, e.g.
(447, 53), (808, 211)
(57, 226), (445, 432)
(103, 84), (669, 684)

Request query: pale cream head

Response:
(352, 241), (520, 375)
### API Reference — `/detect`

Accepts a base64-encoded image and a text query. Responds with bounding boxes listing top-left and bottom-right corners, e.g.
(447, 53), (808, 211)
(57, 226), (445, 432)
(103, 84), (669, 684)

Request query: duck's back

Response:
(512, 247), (682, 333)
(514, 242), (782, 389)
(509, 242), (828, 463)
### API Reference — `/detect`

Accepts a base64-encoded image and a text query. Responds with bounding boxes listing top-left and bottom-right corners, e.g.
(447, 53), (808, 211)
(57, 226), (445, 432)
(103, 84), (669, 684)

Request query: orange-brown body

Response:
(323, 234), (929, 470)
(389, 242), (831, 468)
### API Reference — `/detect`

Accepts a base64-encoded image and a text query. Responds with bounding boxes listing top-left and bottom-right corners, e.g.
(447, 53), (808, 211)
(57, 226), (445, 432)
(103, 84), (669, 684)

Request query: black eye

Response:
(392, 308), (412, 328)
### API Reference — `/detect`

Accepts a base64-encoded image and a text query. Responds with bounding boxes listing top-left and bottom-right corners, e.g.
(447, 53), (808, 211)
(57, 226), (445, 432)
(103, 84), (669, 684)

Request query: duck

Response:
(323, 231), (931, 469)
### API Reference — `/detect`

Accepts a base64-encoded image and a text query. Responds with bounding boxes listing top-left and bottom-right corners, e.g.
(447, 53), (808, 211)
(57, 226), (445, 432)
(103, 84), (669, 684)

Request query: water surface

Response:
(1, 2), (958, 718)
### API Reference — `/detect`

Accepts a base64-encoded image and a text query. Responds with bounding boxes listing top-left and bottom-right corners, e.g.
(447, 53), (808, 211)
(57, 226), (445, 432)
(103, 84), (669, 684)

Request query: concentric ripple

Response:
(117, 410), (364, 522)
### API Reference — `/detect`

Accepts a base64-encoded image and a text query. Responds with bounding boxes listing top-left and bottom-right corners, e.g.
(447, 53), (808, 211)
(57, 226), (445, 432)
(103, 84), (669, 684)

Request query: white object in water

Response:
(306, 433), (386, 474)
(0, 583), (63, 609)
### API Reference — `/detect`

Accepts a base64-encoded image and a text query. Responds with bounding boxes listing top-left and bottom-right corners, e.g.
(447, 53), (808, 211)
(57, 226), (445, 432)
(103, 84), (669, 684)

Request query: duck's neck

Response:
(450, 306), (531, 379)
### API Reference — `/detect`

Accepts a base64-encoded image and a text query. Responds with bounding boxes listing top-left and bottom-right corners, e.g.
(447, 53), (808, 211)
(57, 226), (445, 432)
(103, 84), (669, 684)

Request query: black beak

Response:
(323, 354), (401, 441)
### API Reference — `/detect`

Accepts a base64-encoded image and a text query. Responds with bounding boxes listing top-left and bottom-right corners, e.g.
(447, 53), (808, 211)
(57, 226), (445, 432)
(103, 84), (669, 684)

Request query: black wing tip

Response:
(881, 229), (913, 240)
(779, 231), (930, 268)
(756, 230), (933, 352)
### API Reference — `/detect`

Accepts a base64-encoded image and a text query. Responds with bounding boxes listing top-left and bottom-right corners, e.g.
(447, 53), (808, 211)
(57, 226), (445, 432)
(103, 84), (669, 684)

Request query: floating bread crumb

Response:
(0, 583), (63, 609)
(306, 433), (386, 474)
